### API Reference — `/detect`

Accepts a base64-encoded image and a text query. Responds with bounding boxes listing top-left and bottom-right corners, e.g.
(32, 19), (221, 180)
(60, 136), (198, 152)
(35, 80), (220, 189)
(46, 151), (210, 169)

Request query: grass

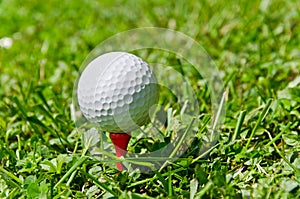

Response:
(0, 0), (300, 198)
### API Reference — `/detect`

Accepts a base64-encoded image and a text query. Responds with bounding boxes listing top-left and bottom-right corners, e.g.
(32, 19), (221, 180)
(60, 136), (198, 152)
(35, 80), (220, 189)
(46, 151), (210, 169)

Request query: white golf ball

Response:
(77, 52), (159, 132)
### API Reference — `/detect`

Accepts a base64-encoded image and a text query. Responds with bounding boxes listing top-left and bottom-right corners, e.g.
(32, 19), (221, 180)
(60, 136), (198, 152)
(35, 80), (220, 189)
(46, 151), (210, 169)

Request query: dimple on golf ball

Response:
(77, 52), (159, 132)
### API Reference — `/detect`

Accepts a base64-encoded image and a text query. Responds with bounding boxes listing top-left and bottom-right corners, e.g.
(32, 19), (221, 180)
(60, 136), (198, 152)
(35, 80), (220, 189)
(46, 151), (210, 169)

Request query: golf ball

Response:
(77, 52), (159, 132)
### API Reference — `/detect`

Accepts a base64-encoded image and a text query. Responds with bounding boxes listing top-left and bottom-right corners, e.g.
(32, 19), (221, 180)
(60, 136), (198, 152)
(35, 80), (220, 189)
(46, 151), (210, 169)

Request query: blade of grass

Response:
(211, 91), (226, 141)
(66, 170), (78, 187)
(266, 130), (298, 173)
(127, 167), (186, 188)
(264, 122), (291, 149)
(95, 149), (156, 168)
(54, 156), (88, 188)
(190, 178), (198, 199)
(80, 169), (118, 197)
(10, 96), (28, 117)
(168, 166), (173, 197)
(7, 187), (19, 198)
(36, 88), (52, 111)
(245, 99), (272, 149)
(159, 118), (195, 172)
(169, 118), (195, 159)
(191, 143), (220, 164)
(231, 110), (247, 142)
(0, 167), (22, 186)
(198, 115), (211, 137)
(131, 192), (156, 199)
(27, 115), (67, 146)
(153, 170), (168, 195)
(195, 181), (213, 198)
(125, 157), (179, 162)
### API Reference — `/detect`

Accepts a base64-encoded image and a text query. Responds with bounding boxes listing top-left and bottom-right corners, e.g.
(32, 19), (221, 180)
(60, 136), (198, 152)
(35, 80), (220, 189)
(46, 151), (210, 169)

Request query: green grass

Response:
(1, 0), (300, 198)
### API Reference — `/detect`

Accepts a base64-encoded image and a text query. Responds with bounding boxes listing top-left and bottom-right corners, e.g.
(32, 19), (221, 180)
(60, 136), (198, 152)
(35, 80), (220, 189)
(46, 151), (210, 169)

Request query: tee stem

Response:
(109, 133), (131, 171)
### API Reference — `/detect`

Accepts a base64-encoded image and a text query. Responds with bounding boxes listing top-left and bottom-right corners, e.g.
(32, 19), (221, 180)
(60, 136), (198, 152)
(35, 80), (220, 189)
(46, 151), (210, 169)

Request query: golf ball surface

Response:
(77, 52), (159, 132)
